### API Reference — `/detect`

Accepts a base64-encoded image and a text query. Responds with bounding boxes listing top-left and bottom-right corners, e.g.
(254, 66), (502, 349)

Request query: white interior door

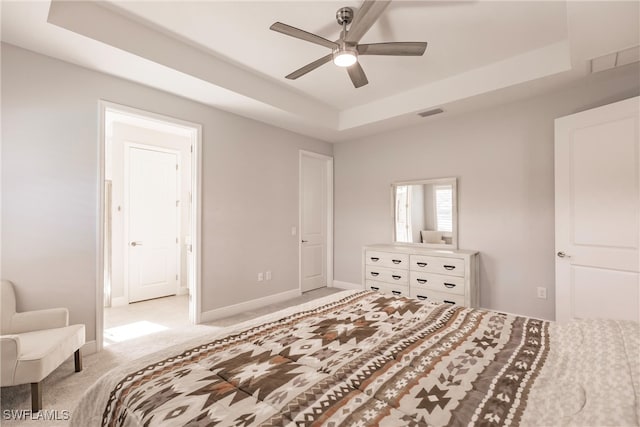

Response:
(301, 153), (330, 292)
(555, 97), (639, 323)
(127, 145), (179, 303)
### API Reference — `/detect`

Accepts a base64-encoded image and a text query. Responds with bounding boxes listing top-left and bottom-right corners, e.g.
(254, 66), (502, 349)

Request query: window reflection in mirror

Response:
(395, 185), (411, 242)
(434, 184), (453, 234)
(393, 178), (457, 247)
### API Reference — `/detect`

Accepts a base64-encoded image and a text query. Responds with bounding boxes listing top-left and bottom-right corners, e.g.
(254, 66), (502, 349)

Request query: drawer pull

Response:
(444, 300), (456, 305)
(370, 272), (379, 277)
(444, 283), (456, 288)
(392, 290), (401, 296)
(370, 257), (380, 262)
(392, 259), (402, 264)
(392, 275), (401, 280)
(416, 295), (427, 300)
(416, 279), (427, 284)
(443, 265), (456, 270)
(370, 286), (380, 291)
(416, 262), (427, 267)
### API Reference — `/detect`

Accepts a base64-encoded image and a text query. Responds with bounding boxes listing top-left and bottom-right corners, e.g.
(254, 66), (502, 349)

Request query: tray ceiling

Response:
(2, 1), (638, 142)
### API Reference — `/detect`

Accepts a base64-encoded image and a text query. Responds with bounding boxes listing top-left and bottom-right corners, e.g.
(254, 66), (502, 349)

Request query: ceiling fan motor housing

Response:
(336, 7), (354, 26)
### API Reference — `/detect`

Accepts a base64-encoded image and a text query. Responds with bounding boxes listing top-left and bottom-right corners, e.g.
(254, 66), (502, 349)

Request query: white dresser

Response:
(363, 244), (479, 307)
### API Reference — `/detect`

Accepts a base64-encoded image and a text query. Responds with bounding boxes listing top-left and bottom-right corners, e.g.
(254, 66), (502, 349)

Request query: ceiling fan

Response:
(270, 1), (428, 88)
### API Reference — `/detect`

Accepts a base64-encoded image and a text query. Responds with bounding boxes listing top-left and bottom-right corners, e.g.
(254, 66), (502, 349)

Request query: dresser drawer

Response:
(410, 272), (465, 296)
(410, 288), (465, 306)
(365, 265), (409, 285)
(365, 281), (409, 297)
(410, 255), (465, 277)
(365, 251), (409, 269)
(364, 245), (477, 307)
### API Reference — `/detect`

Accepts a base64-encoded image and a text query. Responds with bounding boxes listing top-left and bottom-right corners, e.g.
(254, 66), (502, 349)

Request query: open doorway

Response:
(98, 103), (201, 350)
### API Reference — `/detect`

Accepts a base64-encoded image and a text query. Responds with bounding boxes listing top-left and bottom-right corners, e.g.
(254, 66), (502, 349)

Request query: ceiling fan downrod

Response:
(334, 7), (358, 67)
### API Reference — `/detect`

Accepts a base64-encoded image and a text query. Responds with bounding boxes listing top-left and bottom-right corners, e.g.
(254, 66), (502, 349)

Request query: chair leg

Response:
(31, 382), (42, 412)
(74, 348), (83, 372)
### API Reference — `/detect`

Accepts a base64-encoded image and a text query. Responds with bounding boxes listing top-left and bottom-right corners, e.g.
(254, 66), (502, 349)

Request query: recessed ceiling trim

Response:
(3, 0), (638, 143)
(339, 40), (572, 130)
(47, 0), (338, 128)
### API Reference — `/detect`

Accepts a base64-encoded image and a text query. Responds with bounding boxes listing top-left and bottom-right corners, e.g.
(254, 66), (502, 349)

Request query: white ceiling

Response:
(103, 1), (569, 109)
(1, 1), (639, 142)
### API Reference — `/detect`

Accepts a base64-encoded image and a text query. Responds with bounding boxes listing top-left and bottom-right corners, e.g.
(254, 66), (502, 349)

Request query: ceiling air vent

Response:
(590, 45), (640, 73)
(418, 108), (444, 118)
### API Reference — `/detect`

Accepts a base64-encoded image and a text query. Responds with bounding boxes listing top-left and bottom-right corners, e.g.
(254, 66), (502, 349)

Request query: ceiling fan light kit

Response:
(333, 46), (358, 67)
(270, 0), (428, 88)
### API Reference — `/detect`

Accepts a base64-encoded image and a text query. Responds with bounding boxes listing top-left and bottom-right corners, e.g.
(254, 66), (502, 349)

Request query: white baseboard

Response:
(111, 296), (128, 307)
(200, 289), (302, 323)
(331, 280), (362, 290)
(82, 340), (97, 355)
(480, 306), (550, 322)
(177, 286), (189, 296)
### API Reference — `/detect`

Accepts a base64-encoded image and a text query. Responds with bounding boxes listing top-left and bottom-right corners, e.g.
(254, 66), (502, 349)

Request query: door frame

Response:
(97, 100), (203, 352)
(123, 142), (181, 304)
(298, 150), (334, 292)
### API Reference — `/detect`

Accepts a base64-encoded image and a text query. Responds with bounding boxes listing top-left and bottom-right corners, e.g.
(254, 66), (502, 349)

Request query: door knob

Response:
(130, 241), (143, 247)
(301, 240), (308, 243)
(557, 251), (570, 258)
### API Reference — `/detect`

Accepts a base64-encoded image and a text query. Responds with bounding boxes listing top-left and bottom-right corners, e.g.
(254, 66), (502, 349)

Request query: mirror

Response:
(392, 177), (458, 248)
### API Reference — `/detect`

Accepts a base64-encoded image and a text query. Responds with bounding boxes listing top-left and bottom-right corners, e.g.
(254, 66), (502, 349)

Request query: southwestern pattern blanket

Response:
(72, 291), (639, 426)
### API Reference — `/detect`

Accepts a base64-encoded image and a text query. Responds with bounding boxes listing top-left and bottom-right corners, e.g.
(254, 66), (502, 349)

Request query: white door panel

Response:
(571, 266), (639, 321)
(555, 97), (639, 323)
(571, 118), (638, 249)
(127, 146), (179, 302)
(303, 245), (323, 276)
(303, 160), (324, 235)
(301, 154), (329, 292)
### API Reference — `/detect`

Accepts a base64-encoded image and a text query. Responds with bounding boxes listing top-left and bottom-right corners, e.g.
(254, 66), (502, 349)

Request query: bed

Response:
(72, 291), (639, 426)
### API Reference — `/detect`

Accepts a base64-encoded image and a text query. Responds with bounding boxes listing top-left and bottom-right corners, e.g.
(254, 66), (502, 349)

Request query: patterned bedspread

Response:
(72, 291), (639, 427)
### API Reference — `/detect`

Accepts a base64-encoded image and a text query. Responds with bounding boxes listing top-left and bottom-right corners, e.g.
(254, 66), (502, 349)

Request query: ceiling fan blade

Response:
(286, 54), (333, 80)
(347, 62), (369, 88)
(345, 0), (391, 43)
(357, 42), (427, 56)
(270, 22), (338, 50)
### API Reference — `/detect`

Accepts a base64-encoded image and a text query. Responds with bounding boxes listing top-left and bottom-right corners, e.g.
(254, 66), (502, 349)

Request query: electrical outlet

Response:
(266, 271), (272, 280)
(258, 272), (264, 282)
(537, 287), (547, 299)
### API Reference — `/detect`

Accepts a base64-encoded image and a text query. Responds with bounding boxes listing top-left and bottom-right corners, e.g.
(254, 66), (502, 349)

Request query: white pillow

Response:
(421, 230), (444, 244)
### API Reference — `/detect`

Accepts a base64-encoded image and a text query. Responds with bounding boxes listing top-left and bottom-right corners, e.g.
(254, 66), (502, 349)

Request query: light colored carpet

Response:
(0, 287), (342, 426)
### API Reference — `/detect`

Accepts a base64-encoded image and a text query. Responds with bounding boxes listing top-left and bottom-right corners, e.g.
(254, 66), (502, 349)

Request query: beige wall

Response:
(3, 41), (639, 336)
(334, 63), (640, 320)
(1, 44), (332, 342)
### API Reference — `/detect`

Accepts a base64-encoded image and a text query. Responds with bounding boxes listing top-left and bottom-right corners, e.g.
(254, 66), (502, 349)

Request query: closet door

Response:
(555, 97), (639, 323)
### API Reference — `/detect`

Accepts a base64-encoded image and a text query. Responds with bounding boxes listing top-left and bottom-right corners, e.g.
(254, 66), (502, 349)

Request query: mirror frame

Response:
(391, 177), (458, 249)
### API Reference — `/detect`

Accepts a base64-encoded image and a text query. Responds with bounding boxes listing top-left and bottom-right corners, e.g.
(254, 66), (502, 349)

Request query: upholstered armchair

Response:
(0, 280), (85, 412)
